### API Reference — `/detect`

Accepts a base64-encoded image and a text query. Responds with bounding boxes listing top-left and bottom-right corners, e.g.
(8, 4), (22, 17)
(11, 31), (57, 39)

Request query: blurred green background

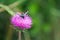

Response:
(0, 0), (60, 40)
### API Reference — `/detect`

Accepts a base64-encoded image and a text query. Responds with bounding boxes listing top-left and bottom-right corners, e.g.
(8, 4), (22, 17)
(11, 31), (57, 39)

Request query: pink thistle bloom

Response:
(11, 12), (32, 30)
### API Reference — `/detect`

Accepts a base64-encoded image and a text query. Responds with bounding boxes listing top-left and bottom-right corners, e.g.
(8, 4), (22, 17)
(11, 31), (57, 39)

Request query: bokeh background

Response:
(0, 0), (60, 40)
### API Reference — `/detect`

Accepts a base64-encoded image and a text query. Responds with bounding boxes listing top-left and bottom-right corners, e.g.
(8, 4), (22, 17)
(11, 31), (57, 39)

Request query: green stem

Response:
(23, 30), (31, 40)
(18, 31), (21, 40)
(0, 4), (15, 15)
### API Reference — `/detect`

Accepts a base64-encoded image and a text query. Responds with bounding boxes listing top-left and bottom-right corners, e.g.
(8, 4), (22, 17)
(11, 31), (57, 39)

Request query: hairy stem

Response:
(0, 0), (26, 12)
(0, 4), (15, 15)
(18, 31), (21, 40)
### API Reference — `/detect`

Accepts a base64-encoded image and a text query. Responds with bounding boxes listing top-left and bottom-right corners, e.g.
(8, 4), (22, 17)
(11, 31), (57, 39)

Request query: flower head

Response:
(11, 12), (32, 30)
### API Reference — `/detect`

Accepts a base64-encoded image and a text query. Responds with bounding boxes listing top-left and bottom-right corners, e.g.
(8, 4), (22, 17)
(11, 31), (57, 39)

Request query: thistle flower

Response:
(11, 12), (32, 30)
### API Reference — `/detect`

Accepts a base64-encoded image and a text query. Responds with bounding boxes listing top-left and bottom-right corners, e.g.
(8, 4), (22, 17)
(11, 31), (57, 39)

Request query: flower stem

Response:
(18, 31), (21, 40)
(23, 30), (31, 40)
(0, 4), (15, 15)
